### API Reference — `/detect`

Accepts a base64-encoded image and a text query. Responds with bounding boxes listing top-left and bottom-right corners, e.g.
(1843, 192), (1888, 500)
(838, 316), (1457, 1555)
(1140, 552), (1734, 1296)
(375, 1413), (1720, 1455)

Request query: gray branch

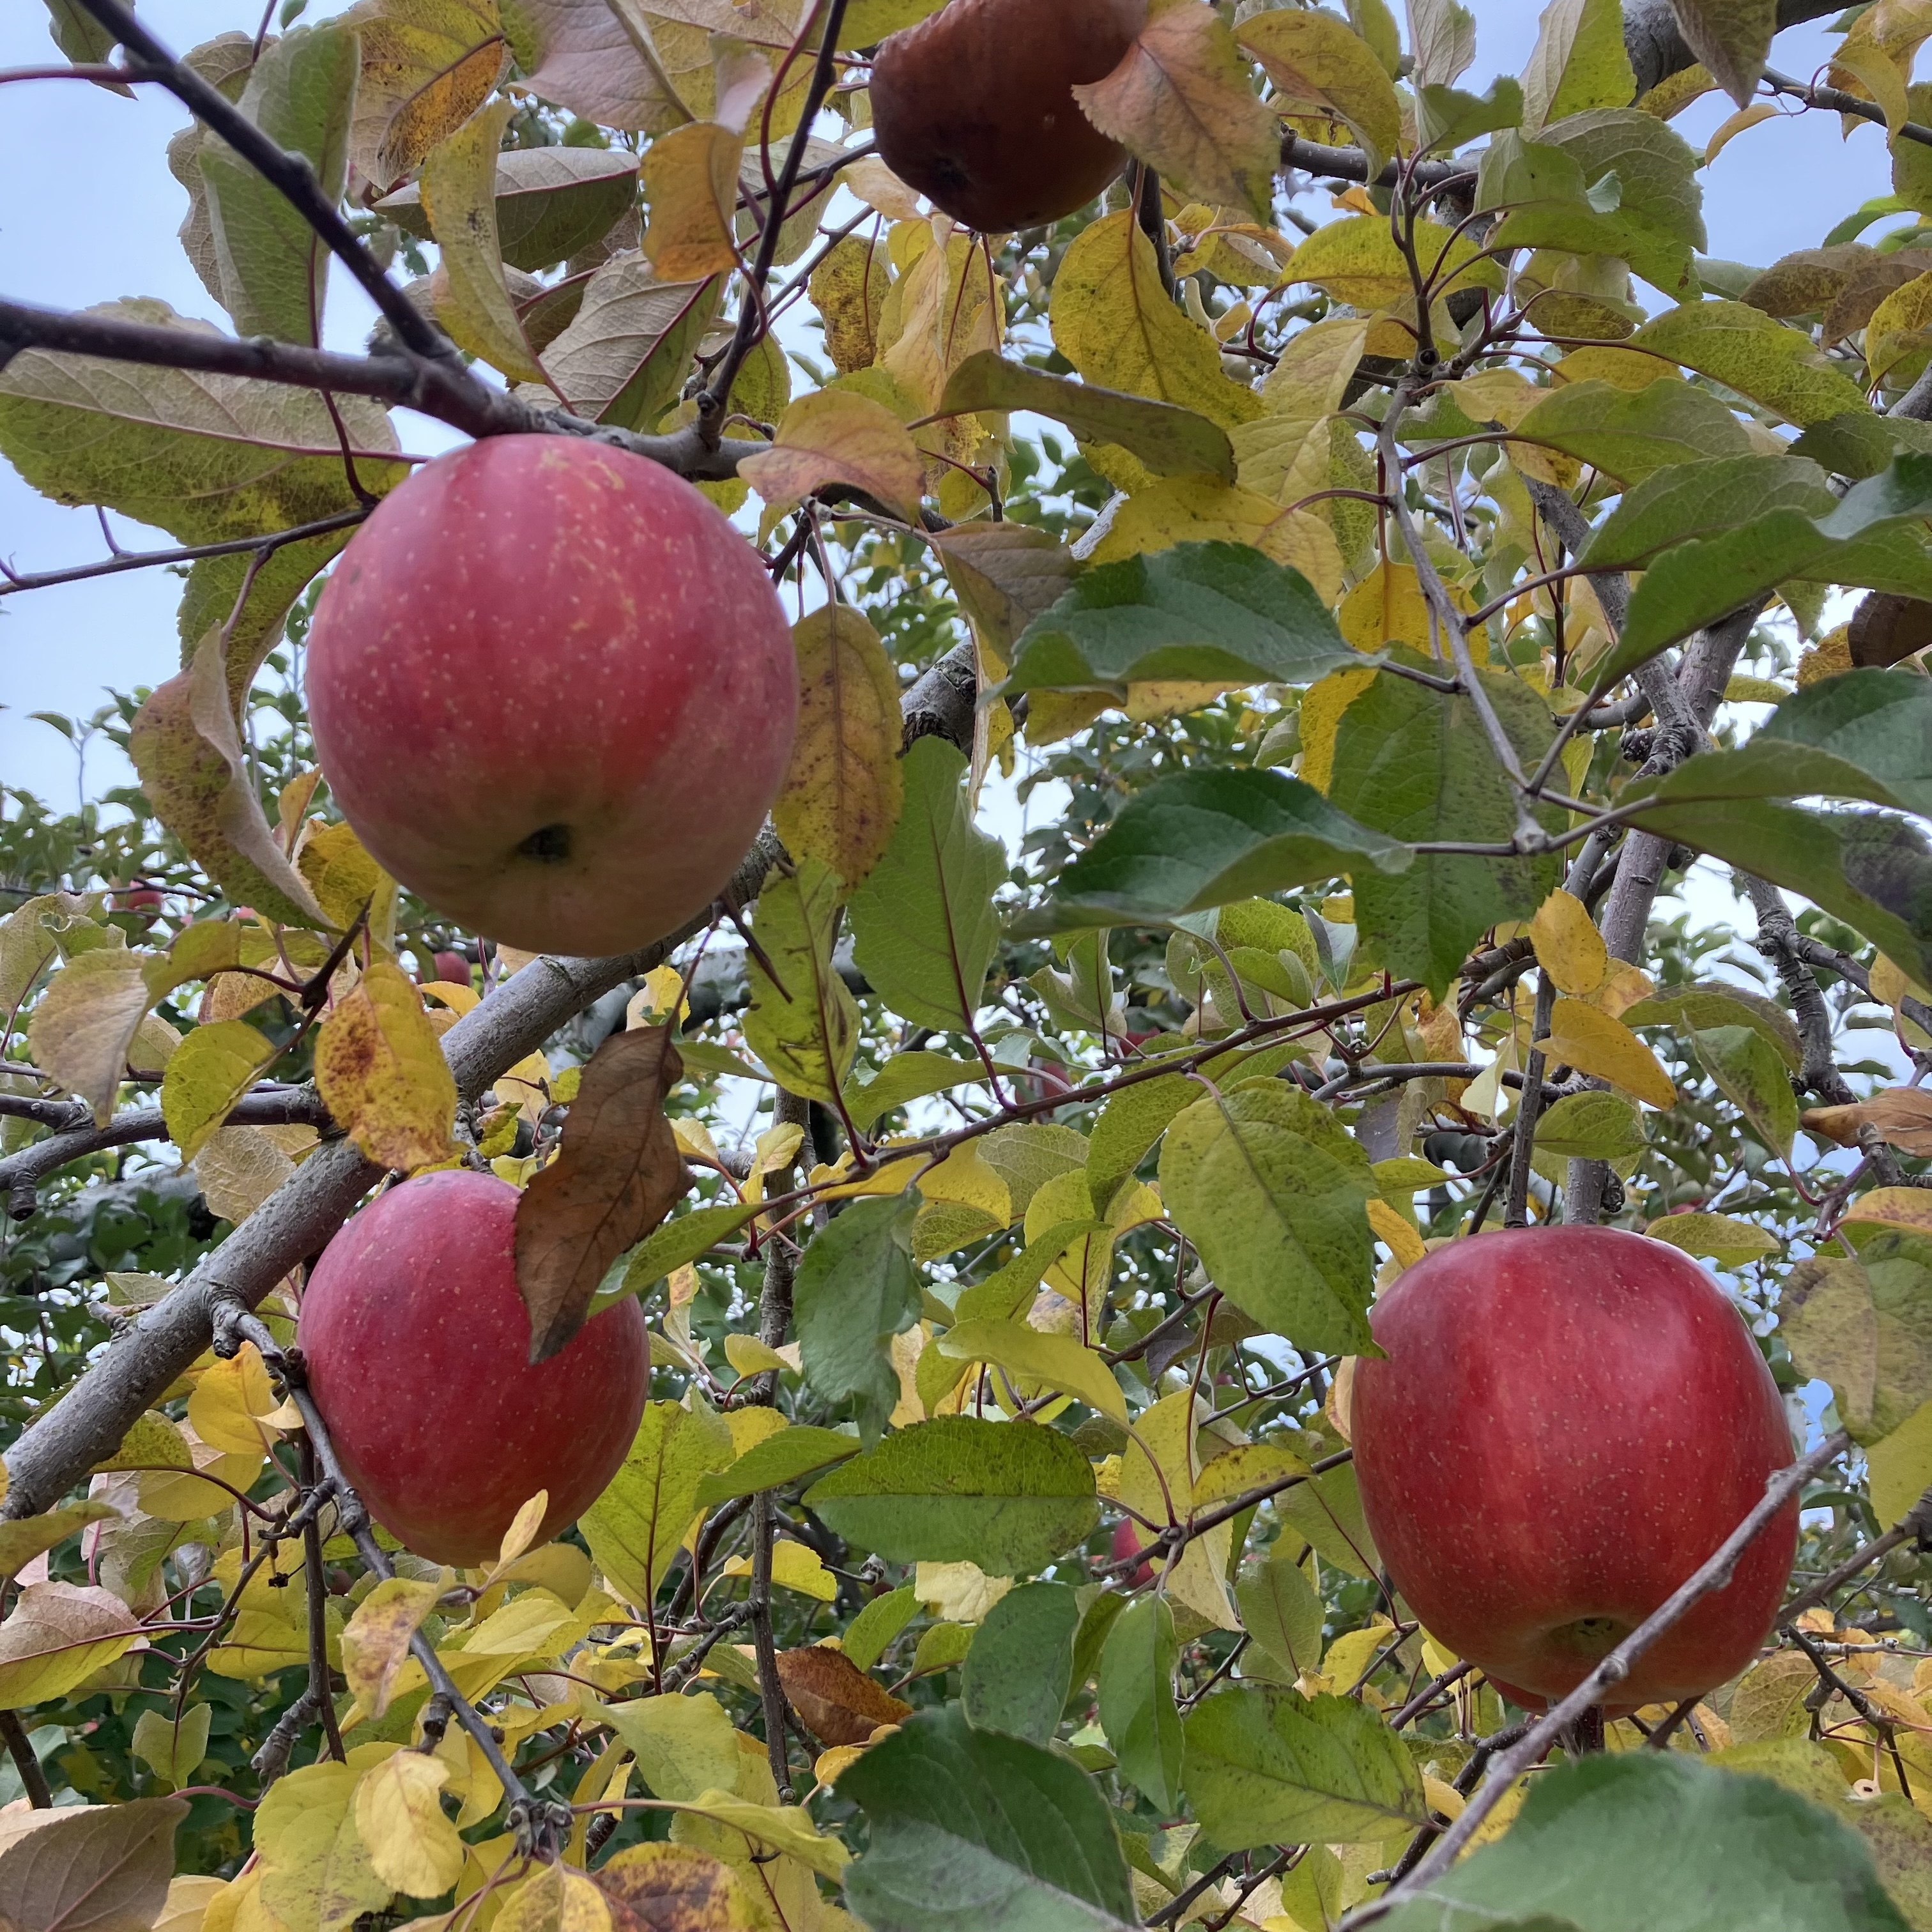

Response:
(1, 643), (977, 1520)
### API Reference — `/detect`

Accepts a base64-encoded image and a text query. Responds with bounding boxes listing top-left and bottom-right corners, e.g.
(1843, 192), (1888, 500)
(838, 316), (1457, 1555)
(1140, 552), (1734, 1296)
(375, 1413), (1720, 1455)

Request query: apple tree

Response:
(3, 0), (1932, 1924)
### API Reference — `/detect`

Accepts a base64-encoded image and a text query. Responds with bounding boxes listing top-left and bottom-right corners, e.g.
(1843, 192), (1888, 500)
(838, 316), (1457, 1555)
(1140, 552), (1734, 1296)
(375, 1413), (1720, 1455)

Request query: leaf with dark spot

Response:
(515, 1025), (688, 1361)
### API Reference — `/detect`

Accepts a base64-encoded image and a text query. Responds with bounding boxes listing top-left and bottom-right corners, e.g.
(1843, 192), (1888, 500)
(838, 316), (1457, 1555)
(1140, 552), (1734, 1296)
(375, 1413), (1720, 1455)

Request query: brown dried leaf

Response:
(516, 1026), (689, 1360)
(0, 1793), (187, 1932)
(595, 1842), (755, 1932)
(929, 523), (1082, 657)
(774, 1644), (912, 1747)
(128, 629), (331, 933)
(1802, 1087), (1932, 1156)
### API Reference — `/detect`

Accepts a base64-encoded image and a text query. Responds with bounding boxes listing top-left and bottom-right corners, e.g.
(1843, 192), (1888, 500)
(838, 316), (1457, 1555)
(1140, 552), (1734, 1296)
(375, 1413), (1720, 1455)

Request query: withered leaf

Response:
(775, 1644), (912, 1748)
(1802, 1086), (1932, 1157)
(515, 1025), (689, 1361)
(595, 1842), (753, 1932)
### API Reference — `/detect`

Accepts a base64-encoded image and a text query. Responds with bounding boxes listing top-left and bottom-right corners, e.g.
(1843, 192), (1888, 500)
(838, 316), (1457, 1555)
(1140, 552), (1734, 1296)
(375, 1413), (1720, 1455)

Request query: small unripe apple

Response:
(870, 0), (1146, 233)
(305, 435), (797, 958)
(1351, 1227), (1797, 1714)
(298, 1169), (648, 1565)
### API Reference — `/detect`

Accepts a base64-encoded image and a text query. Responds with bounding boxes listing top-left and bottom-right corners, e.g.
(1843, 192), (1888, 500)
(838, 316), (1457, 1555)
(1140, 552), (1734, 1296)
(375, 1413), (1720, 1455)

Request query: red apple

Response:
(112, 885), (165, 916)
(298, 1169), (648, 1565)
(1351, 1226), (1797, 1714)
(1112, 1517), (1154, 1588)
(304, 435), (797, 958)
(870, 0), (1145, 233)
(420, 949), (471, 987)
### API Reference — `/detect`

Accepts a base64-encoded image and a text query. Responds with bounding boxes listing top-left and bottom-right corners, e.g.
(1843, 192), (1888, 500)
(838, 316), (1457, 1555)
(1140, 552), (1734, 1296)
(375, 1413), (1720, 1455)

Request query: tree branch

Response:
(0, 507), (372, 597)
(0, 299), (766, 483)
(1, 647), (979, 1520)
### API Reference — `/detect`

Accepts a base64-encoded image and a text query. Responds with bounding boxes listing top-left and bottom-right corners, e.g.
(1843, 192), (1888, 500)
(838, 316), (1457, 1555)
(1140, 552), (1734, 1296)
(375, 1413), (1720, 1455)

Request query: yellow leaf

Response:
(723, 1333), (790, 1377)
(1365, 1198), (1425, 1271)
(355, 1750), (466, 1897)
(1231, 315), (1369, 507)
(157, 1874), (227, 1932)
(1119, 1391), (1239, 1630)
(1237, 11), (1402, 169)
(187, 1340), (277, 1455)
(344, 0), (505, 193)
(342, 1572), (446, 1721)
(256, 1756), (392, 1932)
(1073, 0), (1281, 222)
(295, 819), (396, 950)
(810, 233), (891, 374)
(1337, 562), (1481, 659)
(493, 1491), (551, 1575)
(643, 121), (748, 282)
(1090, 476), (1344, 605)
(314, 961), (459, 1170)
(1703, 101), (1778, 164)
(27, 948), (156, 1126)
(739, 390), (925, 523)
(683, 1791), (850, 1880)
(1050, 211), (1262, 437)
(1869, 1397), (1932, 1530)
(0, 1582), (144, 1709)
(773, 604), (907, 895)
(419, 100), (544, 383)
(1521, 0), (1637, 131)
(936, 1319), (1128, 1423)
(1295, 667), (1377, 793)
(1529, 889), (1610, 997)
(1865, 270), (1932, 388)
(1286, 215), (1501, 309)
(158, 1020), (279, 1162)
(1535, 998), (1678, 1109)
(723, 1540), (838, 1602)
(494, 1860), (613, 1932)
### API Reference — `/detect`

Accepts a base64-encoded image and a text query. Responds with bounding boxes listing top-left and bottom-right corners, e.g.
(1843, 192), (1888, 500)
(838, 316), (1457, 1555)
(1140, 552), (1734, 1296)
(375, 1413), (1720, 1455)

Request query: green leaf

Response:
(691, 1425), (861, 1508)
(130, 1702), (213, 1792)
(1756, 668), (1932, 815)
(1620, 802), (1932, 990)
(1507, 379), (1752, 484)
(1630, 299), (1870, 429)
(841, 1586), (919, 1673)
(1182, 1685), (1427, 1847)
(1668, 0), (1774, 105)
(1000, 542), (1360, 700)
(841, 1706), (1138, 1932)
(937, 1322), (1127, 1423)
(1583, 456), (1830, 569)
(592, 1202), (762, 1316)
(1275, 1460), (1380, 1578)
(793, 1194), (922, 1443)
(158, 1019), (279, 1162)
(1416, 75), (1526, 149)
(804, 1418), (1099, 1575)
(1013, 769), (1412, 936)
(1596, 457), (1932, 679)
(844, 1051), (999, 1133)
(848, 739), (1006, 1034)
(1485, 110), (1705, 298)
(581, 1401), (734, 1612)
(377, 144), (637, 272)
(744, 856), (861, 1104)
(1098, 1595), (1183, 1811)
(1235, 1554), (1326, 1682)
(1521, 0), (1636, 131)
(1643, 1211), (1781, 1271)
(1531, 1091), (1648, 1162)
(601, 1689), (740, 1803)
(953, 1221), (1108, 1324)
(941, 353), (1235, 484)
(1372, 1751), (1910, 1932)
(1782, 1235), (1932, 1443)
(1618, 981), (1802, 1071)
(1327, 668), (1562, 997)
(199, 24), (359, 347)
(962, 1583), (1080, 1747)
(1694, 1025), (1799, 1160)
(1159, 1081), (1379, 1355)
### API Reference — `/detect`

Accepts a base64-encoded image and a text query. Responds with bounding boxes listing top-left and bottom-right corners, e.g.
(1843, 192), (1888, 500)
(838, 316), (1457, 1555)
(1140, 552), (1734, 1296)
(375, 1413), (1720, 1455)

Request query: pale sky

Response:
(0, 0), (1894, 808)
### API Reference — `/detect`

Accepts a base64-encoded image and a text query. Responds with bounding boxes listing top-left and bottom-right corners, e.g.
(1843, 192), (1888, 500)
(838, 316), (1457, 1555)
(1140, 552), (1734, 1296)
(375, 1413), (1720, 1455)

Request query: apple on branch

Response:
(298, 1168), (648, 1566)
(1351, 1226), (1798, 1716)
(305, 435), (797, 960)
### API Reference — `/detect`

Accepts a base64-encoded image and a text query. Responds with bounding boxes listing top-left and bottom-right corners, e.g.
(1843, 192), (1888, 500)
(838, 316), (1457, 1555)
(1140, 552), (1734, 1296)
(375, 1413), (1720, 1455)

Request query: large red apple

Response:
(869, 0), (1145, 233)
(298, 1169), (648, 1565)
(304, 434), (796, 958)
(1351, 1226), (1797, 1714)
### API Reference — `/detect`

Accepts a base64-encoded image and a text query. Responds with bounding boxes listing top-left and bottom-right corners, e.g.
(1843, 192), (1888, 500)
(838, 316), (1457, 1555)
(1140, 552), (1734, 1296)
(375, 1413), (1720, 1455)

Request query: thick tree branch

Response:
(0, 645), (979, 1519)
